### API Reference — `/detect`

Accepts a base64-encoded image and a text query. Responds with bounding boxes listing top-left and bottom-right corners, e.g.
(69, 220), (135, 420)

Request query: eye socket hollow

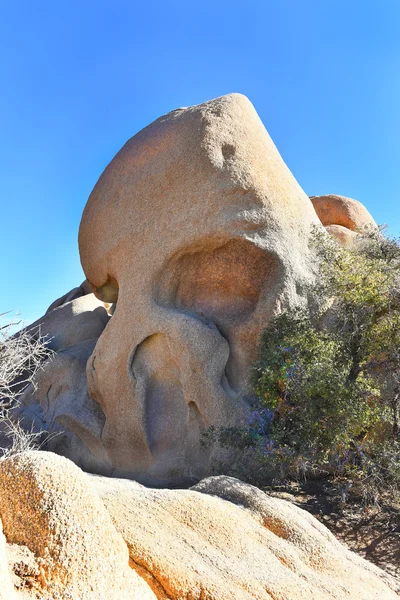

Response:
(90, 277), (119, 303)
(154, 238), (278, 326)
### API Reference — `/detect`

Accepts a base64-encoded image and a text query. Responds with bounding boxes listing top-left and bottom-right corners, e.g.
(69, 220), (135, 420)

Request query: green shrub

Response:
(209, 226), (400, 500)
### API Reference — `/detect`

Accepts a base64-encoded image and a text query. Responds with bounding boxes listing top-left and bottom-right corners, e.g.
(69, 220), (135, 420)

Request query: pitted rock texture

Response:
(0, 519), (16, 600)
(0, 452), (155, 599)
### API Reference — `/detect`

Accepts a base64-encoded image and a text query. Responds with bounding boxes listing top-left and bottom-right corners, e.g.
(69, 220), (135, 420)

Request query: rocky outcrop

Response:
(0, 452), (155, 599)
(24, 293), (111, 352)
(8, 95), (380, 488)
(311, 194), (377, 247)
(2, 94), (394, 599)
(11, 93), (325, 485)
(0, 451), (397, 599)
(10, 95), (381, 487)
(91, 472), (399, 600)
(76, 92), (320, 483)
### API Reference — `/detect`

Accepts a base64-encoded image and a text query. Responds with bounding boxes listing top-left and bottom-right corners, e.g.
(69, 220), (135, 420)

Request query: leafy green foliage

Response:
(209, 226), (400, 500)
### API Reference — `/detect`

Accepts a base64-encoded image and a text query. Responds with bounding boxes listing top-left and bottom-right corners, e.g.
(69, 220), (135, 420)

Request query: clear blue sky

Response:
(1, 0), (399, 326)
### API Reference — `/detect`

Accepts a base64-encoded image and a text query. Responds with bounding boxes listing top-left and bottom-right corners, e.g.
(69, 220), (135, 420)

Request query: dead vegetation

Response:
(0, 314), (51, 458)
(270, 478), (400, 580)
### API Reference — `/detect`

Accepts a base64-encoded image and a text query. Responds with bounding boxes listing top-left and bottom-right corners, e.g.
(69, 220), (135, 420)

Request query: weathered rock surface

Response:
(311, 194), (377, 246)
(24, 293), (110, 352)
(0, 452), (397, 599)
(0, 519), (16, 600)
(91, 472), (398, 599)
(76, 92), (320, 483)
(0, 451), (155, 599)
(12, 340), (110, 474)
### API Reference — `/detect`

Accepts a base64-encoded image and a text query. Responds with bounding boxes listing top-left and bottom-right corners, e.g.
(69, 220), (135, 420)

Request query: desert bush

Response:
(208, 226), (400, 501)
(0, 315), (51, 456)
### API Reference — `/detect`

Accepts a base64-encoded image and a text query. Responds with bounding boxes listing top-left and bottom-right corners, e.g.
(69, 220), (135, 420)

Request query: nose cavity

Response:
(155, 238), (279, 387)
(131, 333), (207, 481)
(156, 238), (276, 323)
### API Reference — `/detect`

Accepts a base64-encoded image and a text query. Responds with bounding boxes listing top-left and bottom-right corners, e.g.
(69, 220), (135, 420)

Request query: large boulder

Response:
(10, 98), (382, 488)
(75, 92), (320, 483)
(311, 194), (377, 247)
(0, 452), (155, 599)
(90, 472), (399, 600)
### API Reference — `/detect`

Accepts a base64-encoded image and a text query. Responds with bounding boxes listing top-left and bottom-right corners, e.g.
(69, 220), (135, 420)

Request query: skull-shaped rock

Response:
(78, 93), (320, 484)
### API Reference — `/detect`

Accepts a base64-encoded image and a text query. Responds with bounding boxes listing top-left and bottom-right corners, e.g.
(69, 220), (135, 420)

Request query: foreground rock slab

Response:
(0, 452), (155, 599)
(91, 472), (399, 599)
(1, 450), (398, 599)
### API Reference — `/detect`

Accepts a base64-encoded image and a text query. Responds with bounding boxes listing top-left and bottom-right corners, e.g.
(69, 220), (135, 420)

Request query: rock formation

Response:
(311, 194), (377, 247)
(13, 93), (325, 484)
(9, 95), (376, 486)
(0, 452), (155, 599)
(0, 452), (398, 599)
(1, 94), (394, 599)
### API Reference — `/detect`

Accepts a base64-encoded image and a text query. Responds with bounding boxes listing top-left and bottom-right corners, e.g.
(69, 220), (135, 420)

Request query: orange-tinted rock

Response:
(311, 194), (376, 231)
(0, 452), (155, 599)
(91, 473), (399, 600)
(325, 223), (359, 247)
